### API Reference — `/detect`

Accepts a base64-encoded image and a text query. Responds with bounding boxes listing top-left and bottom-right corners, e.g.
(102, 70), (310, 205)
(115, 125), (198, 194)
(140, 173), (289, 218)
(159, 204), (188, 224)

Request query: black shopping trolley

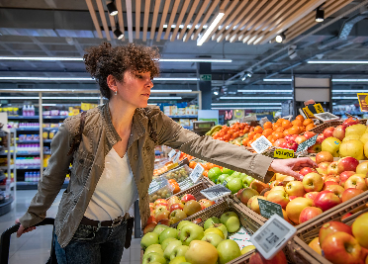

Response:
(0, 218), (58, 264)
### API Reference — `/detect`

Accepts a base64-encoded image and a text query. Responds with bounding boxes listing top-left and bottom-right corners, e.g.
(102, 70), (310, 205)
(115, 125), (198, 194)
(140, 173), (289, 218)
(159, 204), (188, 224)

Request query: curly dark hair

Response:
(83, 42), (160, 99)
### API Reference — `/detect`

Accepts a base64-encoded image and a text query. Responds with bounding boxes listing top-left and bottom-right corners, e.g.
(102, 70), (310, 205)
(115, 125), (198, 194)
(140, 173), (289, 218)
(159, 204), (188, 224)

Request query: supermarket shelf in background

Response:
(17, 139), (53, 143)
(17, 180), (69, 190)
(16, 166), (40, 170)
(0, 165), (15, 170)
(333, 111), (365, 115)
(16, 127), (59, 131)
(8, 116), (67, 120)
(168, 115), (198, 119)
(17, 151), (42, 156)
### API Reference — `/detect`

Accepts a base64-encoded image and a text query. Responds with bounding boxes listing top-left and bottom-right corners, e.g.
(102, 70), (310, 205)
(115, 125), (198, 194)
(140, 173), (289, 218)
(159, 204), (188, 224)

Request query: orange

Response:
(248, 131), (255, 140)
(272, 123), (281, 130)
(243, 127), (250, 133)
(303, 119), (313, 126)
(203, 171), (208, 177)
(274, 132), (283, 139)
(264, 122), (272, 129)
(189, 161), (197, 169)
(254, 126), (263, 134)
(296, 115), (305, 123)
(306, 124), (315, 131)
(282, 120), (292, 129)
(289, 126), (299, 135)
(254, 133), (262, 140)
(299, 126), (305, 133)
(276, 127), (284, 133)
(283, 129), (289, 136)
(172, 185), (181, 194)
(262, 128), (273, 137)
(267, 135), (274, 142)
(276, 118), (284, 124)
(243, 138), (250, 146)
(292, 120), (302, 127)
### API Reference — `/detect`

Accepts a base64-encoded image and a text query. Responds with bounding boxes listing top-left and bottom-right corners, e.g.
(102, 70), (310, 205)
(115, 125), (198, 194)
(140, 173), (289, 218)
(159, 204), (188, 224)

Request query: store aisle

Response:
(0, 190), (141, 264)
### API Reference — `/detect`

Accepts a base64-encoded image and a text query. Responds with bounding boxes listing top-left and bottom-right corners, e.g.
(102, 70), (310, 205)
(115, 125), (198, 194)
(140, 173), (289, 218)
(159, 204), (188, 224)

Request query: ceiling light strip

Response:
(0, 77), (198, 81)
(264, 79), (368, 82)
(197, 11), (225, 46)
(211, 103), (282, 106)
(237, 90), (292, 93)
(220, 97), (292, 100)
(307, 60), (368, 64)
(212, 107), (281, 110)
(0, 96), (182, 100)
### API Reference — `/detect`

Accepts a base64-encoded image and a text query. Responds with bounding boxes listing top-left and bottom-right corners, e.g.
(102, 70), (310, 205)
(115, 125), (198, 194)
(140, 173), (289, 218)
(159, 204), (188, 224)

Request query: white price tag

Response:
(251, 136), (272, 154)
(250, 214), (296, 260)
(200, 184), (232, 201)
(168, 149), (176, 159)
(173, 151), (181, 163)
(189, 164), (204, 183)
(148, 179), (168, 195)
(178, 178), (194, 191)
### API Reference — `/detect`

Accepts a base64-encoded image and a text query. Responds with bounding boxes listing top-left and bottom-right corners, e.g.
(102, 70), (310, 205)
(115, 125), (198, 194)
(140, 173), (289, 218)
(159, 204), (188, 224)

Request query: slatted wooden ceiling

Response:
(85, 0), (354, 45)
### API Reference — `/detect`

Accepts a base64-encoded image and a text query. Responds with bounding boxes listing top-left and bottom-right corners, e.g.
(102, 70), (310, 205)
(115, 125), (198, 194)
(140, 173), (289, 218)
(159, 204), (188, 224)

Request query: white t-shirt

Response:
(84, 148), (138, 221)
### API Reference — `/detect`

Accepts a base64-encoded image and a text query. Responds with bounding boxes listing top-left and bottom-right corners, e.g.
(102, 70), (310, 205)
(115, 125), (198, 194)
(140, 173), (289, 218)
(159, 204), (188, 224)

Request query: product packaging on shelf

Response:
(162, 164), (192, 183)
(149, 177), (174, 202)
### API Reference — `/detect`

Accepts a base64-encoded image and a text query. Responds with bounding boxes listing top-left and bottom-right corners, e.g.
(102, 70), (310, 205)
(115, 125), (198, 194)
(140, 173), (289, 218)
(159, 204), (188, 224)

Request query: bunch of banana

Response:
(205, 125), (223, 136)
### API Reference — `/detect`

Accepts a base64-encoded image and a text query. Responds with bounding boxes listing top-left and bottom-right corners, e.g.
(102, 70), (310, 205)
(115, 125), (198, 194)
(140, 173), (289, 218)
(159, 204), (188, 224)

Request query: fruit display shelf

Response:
(308, 119), (367, 134)
(288, 191), (368, 264)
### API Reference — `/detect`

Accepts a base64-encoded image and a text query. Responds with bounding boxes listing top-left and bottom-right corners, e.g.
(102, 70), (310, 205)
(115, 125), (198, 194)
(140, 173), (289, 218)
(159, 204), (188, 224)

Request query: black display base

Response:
(0, 197), (13, 216)
(17, 182), (68, 190)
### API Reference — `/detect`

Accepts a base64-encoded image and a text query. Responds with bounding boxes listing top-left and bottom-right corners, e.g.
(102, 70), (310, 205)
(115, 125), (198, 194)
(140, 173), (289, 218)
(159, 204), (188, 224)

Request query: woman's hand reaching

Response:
(269, 157), (318, 181)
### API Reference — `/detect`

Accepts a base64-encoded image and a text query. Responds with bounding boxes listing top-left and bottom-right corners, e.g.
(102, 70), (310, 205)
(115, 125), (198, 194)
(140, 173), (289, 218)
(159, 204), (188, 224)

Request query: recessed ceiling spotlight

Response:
(247, 72), (253, 78)
(114, 28), (124, 40)
(315, 8), (324, 22)
(275, 32), (285, 43)
(107, 1), (118, 16)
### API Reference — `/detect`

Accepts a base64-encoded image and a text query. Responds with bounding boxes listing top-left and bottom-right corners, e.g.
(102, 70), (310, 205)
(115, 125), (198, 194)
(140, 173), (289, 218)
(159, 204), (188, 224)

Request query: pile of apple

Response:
(145, 194), (216, 232)
(320, 118), (368, 159)
(273, 131), (319, 153)
(237, 152), (368, 225)
(307, 212), (368, 264)
(141, 211), (249, 264)
(207, 167), (255, 194)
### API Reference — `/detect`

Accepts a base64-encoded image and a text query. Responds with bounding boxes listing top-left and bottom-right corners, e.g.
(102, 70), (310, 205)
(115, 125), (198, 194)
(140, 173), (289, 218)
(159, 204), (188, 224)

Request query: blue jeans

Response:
(54, 221), (127, 264)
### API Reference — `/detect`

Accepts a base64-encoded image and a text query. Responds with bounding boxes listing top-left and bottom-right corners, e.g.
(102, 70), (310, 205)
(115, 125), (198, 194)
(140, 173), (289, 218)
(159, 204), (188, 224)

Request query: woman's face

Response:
(109, 70), (154, 108)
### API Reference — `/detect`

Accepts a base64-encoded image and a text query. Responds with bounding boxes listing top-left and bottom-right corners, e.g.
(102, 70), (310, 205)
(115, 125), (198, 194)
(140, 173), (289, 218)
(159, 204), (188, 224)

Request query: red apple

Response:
(344, 175), (368, 191)
(250, 180), (269, 194)
(286, 197), (314, 224)
(236, 188), (245, 199)
(327, 161), (342, 175)
(319, 221), (353, 245)
(198, 199), (215, 209)
(157, 219), (169, 226)
(154, 206), (169, 222)
(324, 175), (340, 183)
(300, 167), (316, 176)
(192, 218), (202, 224)
(266, 190), (289, 209)
(285, 140), (298, 152)
(295, 135), (307, 144)
(299, 207), (323, 223)
(170, 203), (184, 213)
(338, 157), (360, 173)
(274, 138), (287, 148)
(341, 212), (353, 221)
(322, 181), (339, 190)
(333, 125), (346, 141)
(143, 223), (157, 234)
(324, 184), (345, 198)
(342, 188), (364, 203)
(304, 192), (319, 201)
(146, 215), (157, 225)
(239, 188), (260, 205)
(317, 162), (331, 174)
(304, 131), (316, 139)
(321, 232), (361, 264)
(289, 195), (298, 201)
(316, 151), (334, 164)
(149, 203), (155, 211)
(323, 127), (335, 138)
(340, 171), (356, 186)
(314, 191), (341, 211)
(249, 251), (287, 264)
(181, 194), (196, 204)
(156, 203), (169, 210)
(316, 134), (326, 144)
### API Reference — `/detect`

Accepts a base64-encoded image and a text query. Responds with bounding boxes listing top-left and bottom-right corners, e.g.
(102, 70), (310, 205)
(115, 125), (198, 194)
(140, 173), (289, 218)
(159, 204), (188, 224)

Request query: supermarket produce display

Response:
(141, 115), (368, 264)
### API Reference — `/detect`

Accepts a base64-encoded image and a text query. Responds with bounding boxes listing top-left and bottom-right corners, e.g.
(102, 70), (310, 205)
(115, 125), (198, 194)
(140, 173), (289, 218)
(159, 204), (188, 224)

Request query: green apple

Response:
(208, 223), (228, 239)
(202, 232), (224, 247)
(161, 237), (178, 250)
(224, 176), (234, 183)
(220, 211), (240, 233)
(177, 220), (192, 233)
(217, 239), (241, 264)
(204, 228), (225, 239)
(217, 174), (230, 184)
(226, 178), (243, 194)
(231, 172), (242, 178)
(159, 227), (178, 244)
(242, 175), (255, 188)
(164, 239), (182, 260)
(241, 245), (256, 255)
(204, 217), (220, 230)
(169, 256), (186, 264)
(208, 167), (222, 182)
(144, 244), (163, 256)
(222, 168), (234, 175)
(179, 223), (204, 245)
(141, 232), (159, 250)
(169, 245), (189, 260)
(185, 240), (218, 264)
(153, 224), (169, 235)
(142, 252), (167, 264)
(238, 173), (247, 180)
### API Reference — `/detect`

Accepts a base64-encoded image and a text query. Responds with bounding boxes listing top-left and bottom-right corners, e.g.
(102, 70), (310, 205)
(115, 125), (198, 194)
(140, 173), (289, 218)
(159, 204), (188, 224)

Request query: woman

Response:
(17, 43), (316, 264)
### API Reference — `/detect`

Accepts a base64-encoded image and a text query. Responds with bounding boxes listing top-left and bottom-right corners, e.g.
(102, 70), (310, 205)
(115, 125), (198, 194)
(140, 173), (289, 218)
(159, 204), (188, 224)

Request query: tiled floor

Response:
(0, 190), (141, 264)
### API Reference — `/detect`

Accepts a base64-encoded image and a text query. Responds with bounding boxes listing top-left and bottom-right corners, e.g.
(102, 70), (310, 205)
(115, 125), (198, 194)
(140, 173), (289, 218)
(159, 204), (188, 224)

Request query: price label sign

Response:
(258, 199), (283, 219)
(189, 164), (204, 183)
(296, 134), (318, 153)
(273, 149), (294, 159)
(148, 178), (168, 195)
(357, 93), (368, 112)
(314, 112), (339, 122)
(251, 136), (273, 154)
(178, 178), (194, 191)
(200, 184), (232, 201)
(251, 214), (296, 260)
(168, 149), (176, 159)
(173, 151), (181, 163)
